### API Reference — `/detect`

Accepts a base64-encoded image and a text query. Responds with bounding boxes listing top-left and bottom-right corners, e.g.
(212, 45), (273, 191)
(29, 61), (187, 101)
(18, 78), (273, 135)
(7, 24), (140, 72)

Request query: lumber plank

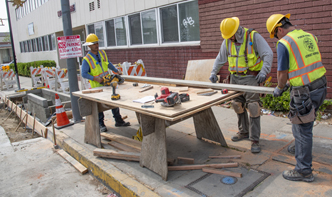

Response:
(93, 149), (140, 161)
(196, 89), (214, 94)
(82, 88), (103, 94)
(122, 76), (274, 94)
(101, 133), (142, 151)
(209, 155), (241, 159)
(139, 85), (153, 93)
(168, 162), (238, 171)
(108, 141), (140, 153)
(202, 167), (242, 178)
(177, 157), (195, 164)
(58, 150), (88, 174)
(184, 59), (216, 82)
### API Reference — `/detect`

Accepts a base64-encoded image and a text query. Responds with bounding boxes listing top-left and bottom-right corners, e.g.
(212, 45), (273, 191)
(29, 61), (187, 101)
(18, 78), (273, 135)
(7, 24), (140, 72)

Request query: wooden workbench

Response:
(72, 82), (242, 180)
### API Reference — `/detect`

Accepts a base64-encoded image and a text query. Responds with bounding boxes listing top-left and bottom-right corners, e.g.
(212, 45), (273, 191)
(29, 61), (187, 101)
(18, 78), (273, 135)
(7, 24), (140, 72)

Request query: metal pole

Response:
(60, 0), (82, 122)
(5, 0), (21, 90)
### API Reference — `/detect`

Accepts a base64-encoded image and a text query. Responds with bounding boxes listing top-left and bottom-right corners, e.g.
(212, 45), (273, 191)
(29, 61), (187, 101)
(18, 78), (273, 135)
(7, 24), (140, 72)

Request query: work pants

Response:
(98, 107), (123, 126)
(231, 74), (261, 142)
(292, 85), (326, 174)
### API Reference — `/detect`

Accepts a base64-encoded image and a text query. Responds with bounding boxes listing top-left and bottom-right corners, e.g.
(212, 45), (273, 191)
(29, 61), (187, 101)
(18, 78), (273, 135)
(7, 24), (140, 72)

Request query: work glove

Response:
(255, 72), (266, 84)
(273, 83), (290, 97)
(209, 74), (218, 83)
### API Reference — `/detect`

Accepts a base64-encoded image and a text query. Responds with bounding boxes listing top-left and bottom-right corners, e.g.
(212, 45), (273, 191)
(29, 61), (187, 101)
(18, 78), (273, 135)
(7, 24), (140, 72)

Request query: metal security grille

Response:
(89, 2), (95, 11)
(97, 0), (100, 8)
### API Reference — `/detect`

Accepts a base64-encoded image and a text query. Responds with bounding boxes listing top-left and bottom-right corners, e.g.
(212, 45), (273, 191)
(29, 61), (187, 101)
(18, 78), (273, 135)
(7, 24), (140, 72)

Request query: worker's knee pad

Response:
(231, 101), (244, 114)
(247, 102), (261, 118)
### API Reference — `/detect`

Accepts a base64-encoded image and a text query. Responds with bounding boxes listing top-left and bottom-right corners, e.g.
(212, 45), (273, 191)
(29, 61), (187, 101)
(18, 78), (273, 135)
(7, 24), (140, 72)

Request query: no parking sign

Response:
(57, 35), (82, 59)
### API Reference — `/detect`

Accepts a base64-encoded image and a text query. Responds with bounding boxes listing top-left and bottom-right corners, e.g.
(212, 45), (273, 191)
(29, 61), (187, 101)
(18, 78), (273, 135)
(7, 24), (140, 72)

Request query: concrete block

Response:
(27, 93), (48, 108)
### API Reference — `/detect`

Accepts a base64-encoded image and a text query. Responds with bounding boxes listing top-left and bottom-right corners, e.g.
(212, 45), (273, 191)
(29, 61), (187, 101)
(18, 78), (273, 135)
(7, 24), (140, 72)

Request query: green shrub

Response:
(260, 90), (290, 112)
(9, 60), (56, 77)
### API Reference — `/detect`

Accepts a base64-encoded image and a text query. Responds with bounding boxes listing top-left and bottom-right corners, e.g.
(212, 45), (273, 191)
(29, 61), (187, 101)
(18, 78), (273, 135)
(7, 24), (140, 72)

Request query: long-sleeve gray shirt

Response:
(211, 27), (273, 76)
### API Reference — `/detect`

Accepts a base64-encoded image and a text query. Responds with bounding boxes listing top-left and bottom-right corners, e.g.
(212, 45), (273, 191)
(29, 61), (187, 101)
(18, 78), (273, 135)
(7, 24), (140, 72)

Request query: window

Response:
(105, 20), (116, 46)
(87, 24), (94, 34)
(37, 37), (43, 51)
(160, 5), (178, 43)
(20, 42), (24, 53)
(129, 13), (142, 45)
(142, 10), (157, 44)
(24, 41), (28, 52)
(43, 36), (49, 51)
(114, 17), (127, 46)
(179, 1), (200, 42)
(160, 0), (200, 43)
(94, 22), (104, 47)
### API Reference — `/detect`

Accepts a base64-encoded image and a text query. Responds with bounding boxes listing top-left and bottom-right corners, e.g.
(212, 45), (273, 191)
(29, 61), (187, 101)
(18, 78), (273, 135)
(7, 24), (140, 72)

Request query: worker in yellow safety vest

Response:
(266, 13), (327, 182)
(210, 17), (273, 153)
(82, 34), (130, 132)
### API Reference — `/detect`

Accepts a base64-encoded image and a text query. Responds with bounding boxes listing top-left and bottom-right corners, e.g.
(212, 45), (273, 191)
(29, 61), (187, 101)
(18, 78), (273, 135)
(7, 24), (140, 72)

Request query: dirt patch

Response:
(0, 108), (41, 142)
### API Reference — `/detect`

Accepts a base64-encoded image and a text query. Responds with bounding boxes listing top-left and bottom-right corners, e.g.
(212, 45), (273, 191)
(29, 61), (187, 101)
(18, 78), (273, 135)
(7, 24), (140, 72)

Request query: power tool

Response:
(155, 87), (171, 100)
(179, 93), (190, 102)
(110, 81), (120, 100)
(221, 89), (228, 94)
(101, 74), (124, 86)
(155, 92), (181, 107)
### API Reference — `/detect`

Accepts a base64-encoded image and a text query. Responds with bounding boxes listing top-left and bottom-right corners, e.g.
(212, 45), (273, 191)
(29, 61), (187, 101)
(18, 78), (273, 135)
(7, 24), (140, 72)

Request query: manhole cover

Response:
(220, 176), (237, 185)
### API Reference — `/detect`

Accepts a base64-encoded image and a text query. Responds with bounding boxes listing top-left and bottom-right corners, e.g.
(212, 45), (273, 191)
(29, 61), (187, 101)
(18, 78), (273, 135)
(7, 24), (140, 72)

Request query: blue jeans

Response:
(292, 86), (327, 174)
(98, 107), (122, 126)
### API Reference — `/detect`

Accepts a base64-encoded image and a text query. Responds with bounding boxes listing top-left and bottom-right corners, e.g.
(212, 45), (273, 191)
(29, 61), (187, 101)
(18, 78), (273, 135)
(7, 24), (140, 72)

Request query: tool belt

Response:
(233, 70), (259, 76)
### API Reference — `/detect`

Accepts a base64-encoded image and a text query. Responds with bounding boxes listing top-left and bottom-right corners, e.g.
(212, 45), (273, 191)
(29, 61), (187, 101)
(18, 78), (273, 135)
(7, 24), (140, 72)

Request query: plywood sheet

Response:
(184, 59), (216, 82)
(72, 83), (237, 119)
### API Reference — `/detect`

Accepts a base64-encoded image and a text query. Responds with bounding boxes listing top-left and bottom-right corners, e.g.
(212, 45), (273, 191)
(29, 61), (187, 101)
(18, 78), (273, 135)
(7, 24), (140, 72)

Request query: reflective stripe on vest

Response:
(226, 28), (263, 74)
(278, 29), (326, 86)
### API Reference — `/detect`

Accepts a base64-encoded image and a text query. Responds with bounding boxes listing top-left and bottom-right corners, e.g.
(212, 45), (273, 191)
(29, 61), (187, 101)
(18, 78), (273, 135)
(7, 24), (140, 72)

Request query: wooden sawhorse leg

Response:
(193, 107), (227, 147)
(139, 113), (168, 180)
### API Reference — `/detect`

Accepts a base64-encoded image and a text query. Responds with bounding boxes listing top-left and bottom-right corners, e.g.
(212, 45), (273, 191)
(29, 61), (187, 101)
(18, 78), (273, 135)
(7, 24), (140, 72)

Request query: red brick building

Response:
(106, 0), (332, 98)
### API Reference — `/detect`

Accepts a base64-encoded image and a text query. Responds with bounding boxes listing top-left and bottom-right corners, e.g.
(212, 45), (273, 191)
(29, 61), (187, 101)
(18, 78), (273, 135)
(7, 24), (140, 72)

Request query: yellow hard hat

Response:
(83, 33), (99, 46)
(266, 13), (291, 38)
(220, 17), (240, 39)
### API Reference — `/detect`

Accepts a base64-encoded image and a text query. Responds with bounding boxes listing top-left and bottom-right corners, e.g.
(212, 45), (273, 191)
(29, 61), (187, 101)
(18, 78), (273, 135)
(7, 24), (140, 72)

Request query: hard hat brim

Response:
(269, 13), (291, 38)
(222, 17), (240, 39)
(82, 42), (95, 46)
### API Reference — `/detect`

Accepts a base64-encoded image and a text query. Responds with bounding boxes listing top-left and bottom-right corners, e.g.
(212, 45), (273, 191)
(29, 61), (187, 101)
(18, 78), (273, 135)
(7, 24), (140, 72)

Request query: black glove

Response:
(273, 84), (290, 97)
(209, 74), (218, 83)
(255, 72), (266, 84)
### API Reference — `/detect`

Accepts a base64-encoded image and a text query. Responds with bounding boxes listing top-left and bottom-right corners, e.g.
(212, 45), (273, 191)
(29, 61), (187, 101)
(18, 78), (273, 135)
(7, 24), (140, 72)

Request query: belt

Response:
(292, 75), (326, 92)
(233, 70), (259, 76)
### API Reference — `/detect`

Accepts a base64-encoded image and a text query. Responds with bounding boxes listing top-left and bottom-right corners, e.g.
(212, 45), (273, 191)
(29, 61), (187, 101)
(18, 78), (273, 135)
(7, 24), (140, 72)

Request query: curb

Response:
(60, 137), (160, 197)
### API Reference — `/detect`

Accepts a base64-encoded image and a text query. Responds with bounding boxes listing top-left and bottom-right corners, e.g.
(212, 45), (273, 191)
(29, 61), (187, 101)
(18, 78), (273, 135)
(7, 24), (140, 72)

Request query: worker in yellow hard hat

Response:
(266, 14), (326, 182)
(210, 17), (273, 154)
(81, 34), (130, 132)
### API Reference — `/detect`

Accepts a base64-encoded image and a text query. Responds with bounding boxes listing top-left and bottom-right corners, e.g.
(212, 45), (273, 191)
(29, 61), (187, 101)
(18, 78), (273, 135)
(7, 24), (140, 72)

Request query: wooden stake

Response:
(24, 107), (29, 132)
(44, 127), (48, 138)
(168, 162), (238, 171)
(177, 157), (195, 164)
(32, 113), (36, 137)
(209, 155), (241, 159)
(93, 149), (140, 161)
(3, 104), (16, 123)
(202, 167), (242, 178)
(19, 106), (22, 120)
(57, 150), (88, 174)
(52, 119), (57, 146)
(14, 114), (27, 132)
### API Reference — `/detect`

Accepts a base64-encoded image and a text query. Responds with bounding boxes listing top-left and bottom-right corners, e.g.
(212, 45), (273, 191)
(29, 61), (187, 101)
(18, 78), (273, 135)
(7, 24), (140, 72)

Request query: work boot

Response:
(282, 169), (314, 182)
(287, 144), (295, 154)
(231, 132), (249, 142)
(100, 125), (107, 132)
(251, 141), (261, 153)
(115, 121), (130, 127)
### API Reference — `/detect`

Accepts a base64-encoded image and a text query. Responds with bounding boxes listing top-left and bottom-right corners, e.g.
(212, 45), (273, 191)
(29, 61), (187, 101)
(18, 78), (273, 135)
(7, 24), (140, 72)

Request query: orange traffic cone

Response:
(54, 93), (74, 129)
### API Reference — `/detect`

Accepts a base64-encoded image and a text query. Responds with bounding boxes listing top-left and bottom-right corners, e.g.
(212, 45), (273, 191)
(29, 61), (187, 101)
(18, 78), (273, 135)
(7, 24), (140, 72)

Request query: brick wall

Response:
(105, 46), (217, 80)
(199, 0), (332, 98)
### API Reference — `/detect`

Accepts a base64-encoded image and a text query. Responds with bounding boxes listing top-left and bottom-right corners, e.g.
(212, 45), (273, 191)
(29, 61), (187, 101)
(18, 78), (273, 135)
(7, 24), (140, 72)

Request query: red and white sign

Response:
(57, 35), (82, 59)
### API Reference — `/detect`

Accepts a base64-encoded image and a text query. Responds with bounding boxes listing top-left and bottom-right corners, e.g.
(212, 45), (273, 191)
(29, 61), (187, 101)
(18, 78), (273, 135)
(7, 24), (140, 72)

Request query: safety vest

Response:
(226, 28), (263, 74)
(83, 50), (110, 88)
(277, 29), (326, 87)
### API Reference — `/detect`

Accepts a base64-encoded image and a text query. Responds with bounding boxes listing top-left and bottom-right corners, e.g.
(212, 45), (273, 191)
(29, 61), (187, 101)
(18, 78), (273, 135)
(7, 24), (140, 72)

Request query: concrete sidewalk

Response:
(1, 76), (332, 197)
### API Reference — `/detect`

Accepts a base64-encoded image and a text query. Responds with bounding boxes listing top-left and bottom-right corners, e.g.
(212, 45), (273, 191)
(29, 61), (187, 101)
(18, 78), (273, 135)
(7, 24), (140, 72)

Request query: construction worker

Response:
(82, 34), (130, 132)
(210, 17), (273, 153)
(266, 14), (327, 182)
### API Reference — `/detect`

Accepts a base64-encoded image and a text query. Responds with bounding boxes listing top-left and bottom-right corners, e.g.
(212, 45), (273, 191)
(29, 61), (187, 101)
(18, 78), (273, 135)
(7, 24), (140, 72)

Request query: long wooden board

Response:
(58, 150), (88, 174)
(202, 167), (242, 178)
(93, 149), (140, 161)
(108, 141), (140, 153)
(101, 133), (142, 151)
(122, 76), (274, 94)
